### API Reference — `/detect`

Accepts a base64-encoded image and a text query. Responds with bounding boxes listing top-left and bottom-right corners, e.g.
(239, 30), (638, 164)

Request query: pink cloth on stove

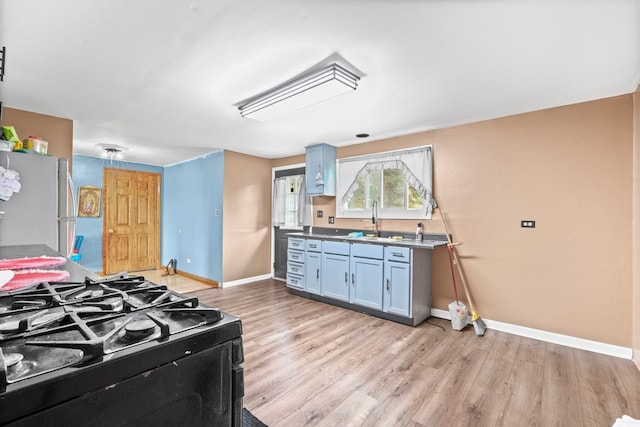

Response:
(0, 269), (71, 291)
(0, 256), (67, 270)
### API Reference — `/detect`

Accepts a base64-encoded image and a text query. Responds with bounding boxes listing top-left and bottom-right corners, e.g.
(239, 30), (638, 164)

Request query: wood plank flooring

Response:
(129, 268), (214, 293)
(160, 275), (640, 426)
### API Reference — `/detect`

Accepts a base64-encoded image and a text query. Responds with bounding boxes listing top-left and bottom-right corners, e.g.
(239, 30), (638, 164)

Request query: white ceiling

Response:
(1, 0), (639, 166)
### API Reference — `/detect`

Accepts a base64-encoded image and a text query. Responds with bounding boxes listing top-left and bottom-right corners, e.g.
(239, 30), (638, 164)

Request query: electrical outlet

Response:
(316, 210), (323, 218)
(328, 216), (335, 224)
(521, 220), (536, 228)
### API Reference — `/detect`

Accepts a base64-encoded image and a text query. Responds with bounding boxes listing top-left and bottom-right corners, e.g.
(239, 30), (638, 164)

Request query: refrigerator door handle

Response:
(67, 172), (77, 258)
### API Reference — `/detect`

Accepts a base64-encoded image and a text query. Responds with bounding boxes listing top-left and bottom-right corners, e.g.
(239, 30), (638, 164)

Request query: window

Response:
(284, 175), (303, 227)
(346, 169), (425, 211)
(273, 174), (310, 228)
(337, 146), (436, 219)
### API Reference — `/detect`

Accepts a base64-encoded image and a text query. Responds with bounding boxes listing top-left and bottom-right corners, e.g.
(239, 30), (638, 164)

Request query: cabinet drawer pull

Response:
(386, 278), (390, 291)
(316, 269), (319, 279)
(391, 252), (404, 257)
(310, 244), (316, 248)
(352, 273), (355, 285)
(344, 272), (348, 284)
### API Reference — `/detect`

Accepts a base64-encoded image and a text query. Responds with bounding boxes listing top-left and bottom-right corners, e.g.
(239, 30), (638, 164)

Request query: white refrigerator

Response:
(0, 152), (76, 256)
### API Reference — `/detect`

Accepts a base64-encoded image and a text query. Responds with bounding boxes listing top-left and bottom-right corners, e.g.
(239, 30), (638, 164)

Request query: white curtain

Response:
(272, 177), (286, 226)
(337, 146), (437, 217)
(297, 180), (311, 227)
(273, 175), (310, 227)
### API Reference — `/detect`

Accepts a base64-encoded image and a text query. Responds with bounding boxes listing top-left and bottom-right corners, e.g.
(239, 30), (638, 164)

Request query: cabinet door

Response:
(305, 144), (336, 196)
(384, 260), (411, 316)
(306, 251), (322, 295)
(321, 254), (350, 301)
(350, 257), (384, 310)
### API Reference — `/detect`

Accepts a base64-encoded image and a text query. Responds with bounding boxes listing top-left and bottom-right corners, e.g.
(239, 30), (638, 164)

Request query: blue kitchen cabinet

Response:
(286, 233), (439, 326)
(383, 246), (411, 317)
(305, 239), (322, 295)
(350, 243), (384, 310)
(322, 254), (350, 301)
(321, 241), (350, 301)
(286, 237), (306, 290)
(305, 143), (336, 196)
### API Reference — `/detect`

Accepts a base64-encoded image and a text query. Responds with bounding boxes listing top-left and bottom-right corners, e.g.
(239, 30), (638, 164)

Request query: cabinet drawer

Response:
(385, 246), (411, 263)
(306, 239), (322, 252)
(288, 249), (305, 263)
(288, 238), (305, 250)
(286, 273), (304, 289)
(322, 240), (350, 256)
(351, 243), (383, 259)
(287, 261), (305, 276)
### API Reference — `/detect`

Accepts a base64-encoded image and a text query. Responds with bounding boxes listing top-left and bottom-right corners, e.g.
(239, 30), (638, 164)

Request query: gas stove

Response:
(0, 273), (244, 426)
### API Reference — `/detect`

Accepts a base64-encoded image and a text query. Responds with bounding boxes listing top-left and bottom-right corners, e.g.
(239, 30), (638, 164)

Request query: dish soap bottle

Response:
(416, 222), (423, 241)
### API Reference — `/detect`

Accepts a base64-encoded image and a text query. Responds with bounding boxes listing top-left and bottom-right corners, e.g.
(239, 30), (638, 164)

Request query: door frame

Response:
(271, 163), (307, 280)
(102, 167), (162, 274)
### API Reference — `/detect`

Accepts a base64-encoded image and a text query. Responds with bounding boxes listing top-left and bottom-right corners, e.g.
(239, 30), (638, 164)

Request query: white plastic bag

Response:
(448, 301), (469, 331)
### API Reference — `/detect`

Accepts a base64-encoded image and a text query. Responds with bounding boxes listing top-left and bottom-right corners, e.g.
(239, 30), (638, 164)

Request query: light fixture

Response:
(95, 143), (128, 164)
(238, 63), (360, 121)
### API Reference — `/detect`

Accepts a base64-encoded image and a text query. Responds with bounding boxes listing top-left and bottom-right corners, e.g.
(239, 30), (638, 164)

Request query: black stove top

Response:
(0, 272), (243, 425)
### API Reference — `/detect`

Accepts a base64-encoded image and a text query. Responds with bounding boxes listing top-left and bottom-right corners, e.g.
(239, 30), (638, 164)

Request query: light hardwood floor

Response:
(144, 272), (640, 426)
(129, 268), (214, 293)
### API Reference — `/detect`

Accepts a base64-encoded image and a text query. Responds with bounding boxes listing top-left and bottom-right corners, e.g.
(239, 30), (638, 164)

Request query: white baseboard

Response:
(430, 308), (633, 360)
(222, 274), (272, 288)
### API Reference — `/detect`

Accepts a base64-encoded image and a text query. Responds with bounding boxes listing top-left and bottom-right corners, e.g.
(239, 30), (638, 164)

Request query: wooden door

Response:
(103, 168), (161, 275)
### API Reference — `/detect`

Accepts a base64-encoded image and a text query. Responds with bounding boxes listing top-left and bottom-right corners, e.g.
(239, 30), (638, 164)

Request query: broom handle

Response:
(440, 211), (479, 316)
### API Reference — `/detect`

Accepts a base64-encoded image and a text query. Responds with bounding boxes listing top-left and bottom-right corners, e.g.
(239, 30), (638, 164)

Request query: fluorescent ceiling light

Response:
(239, 63), (360, 121)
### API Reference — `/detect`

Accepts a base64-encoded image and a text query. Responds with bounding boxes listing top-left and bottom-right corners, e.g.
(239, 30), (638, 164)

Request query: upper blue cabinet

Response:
(305, 143), (336, 196)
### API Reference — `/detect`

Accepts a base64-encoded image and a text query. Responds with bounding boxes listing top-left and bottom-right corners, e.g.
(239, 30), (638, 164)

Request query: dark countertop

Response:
(0, 244), (101, 283)
(287, 230), (448, 249)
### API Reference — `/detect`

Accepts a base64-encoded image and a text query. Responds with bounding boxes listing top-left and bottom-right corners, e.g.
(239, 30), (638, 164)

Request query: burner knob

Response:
(3, 352), (23, 368)
(124, 319), (157, 341)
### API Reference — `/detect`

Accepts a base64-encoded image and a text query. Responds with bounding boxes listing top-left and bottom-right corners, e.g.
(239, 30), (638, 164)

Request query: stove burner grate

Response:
(0, 274), (225, 388)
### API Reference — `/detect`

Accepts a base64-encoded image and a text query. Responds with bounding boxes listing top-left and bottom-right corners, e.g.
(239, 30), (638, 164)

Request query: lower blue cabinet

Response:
(350, 243), (384, 310)
(321, 253), (350, 301)
(383, 259), (411, 316)
(350, 257), (384, 310)
(305, 251), (322, 295)
(287, 235), (434, 326)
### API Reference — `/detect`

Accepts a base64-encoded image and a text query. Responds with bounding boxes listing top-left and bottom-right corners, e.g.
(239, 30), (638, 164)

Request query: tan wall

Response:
(634, 85), (640, 363)
(0, 107), (73, 168)
(275, 95), (633, 347)
(223, 150), (273, 283)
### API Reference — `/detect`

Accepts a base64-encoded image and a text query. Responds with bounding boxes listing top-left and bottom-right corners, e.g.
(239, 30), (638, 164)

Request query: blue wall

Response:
(72, 155), (163, 272)
(162, 152), (224, 282)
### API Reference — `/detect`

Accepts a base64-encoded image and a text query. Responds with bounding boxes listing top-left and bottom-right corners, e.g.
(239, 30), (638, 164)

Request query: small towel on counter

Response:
(0, 269), (71, 291)
(613, 415), (640, 426)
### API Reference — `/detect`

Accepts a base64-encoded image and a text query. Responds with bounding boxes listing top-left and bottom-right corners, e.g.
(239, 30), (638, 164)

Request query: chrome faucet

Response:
(371, 200), (379, 236)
